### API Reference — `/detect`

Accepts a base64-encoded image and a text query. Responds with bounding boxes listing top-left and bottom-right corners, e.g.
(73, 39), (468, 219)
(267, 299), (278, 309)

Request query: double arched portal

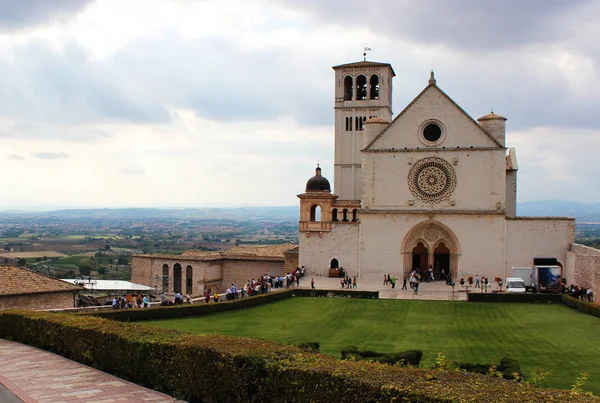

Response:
(401, 221), (460, 280)
(162, 263), (193, 294)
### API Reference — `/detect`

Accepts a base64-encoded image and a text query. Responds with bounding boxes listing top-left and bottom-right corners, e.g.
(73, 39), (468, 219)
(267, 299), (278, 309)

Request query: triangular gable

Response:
(365, 83), (504, 150)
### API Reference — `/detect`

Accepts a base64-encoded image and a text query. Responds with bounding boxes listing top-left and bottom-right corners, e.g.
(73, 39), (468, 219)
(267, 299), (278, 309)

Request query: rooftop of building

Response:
(135, 243), (296, 262)
(0, 265), (83, 296)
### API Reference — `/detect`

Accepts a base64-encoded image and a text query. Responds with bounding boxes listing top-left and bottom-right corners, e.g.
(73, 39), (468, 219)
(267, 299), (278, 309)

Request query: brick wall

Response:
(0, 291), (76, 311)
(567, 244), (600, 296)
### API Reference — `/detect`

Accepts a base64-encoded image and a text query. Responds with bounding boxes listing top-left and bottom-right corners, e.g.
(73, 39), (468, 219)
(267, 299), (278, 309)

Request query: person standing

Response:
(475, 274), (480, 288)
(402, 277), (408, 290)
(383, 274), (388, 285)
(311, 278), (315, 290)
(391, 276), (396, 289)
(142, 295), (149, 308)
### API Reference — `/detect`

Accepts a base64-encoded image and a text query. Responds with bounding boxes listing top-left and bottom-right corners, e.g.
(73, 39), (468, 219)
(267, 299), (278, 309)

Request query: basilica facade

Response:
(298, 60), (575, 281)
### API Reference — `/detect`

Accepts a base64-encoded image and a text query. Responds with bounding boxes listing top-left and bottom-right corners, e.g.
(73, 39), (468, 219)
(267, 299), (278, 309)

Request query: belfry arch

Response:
(401, 221), (460, 280)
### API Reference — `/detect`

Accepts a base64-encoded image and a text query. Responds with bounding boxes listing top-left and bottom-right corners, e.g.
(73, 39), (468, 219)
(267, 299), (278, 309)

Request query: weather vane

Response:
(363, 46), (372, 61)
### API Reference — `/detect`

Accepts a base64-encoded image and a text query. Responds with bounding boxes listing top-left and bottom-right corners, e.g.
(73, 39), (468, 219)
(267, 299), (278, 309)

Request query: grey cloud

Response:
(32, 151), (69, 159)
(0, 0), (94, 32)
(275, 0), (592, 51)
(109, 36), (332, 126)
(7, 154), (24, 160)
(0, 41), (171, 125)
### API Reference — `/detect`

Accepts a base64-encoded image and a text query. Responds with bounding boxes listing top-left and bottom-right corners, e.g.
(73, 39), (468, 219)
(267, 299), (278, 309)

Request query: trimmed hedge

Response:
(341, 345), (423, 367)
(562, 295), (600, 318)
(1, 312), (597, 402)
(468, 293), (562, 303)
(296, 341), (320, 353)
(455, 357), (523, 380)
(85, 289), (294, 322)
(291, 289), (379, 299)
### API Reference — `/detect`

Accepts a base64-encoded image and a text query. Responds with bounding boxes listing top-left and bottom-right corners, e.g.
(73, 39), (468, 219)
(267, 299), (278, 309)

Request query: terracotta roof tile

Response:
(477, 112), (507, 121)
(364, 117), (390, 124)
(135, 244), (296, 262)
(0, 266), (83, 296)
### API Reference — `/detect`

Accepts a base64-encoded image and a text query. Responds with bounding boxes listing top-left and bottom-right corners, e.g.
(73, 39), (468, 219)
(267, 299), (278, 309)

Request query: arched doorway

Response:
(434, 243), (450, 280)
(401, 221), (460, 280)
(330, 258), (339, 269)
(186, 265), (193, 295)
(162, 264), (169, 292)
(173, 263), (182, 294)
(412, 242), (428, 276)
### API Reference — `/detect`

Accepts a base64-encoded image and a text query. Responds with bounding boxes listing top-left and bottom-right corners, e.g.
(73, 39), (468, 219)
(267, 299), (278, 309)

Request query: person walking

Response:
(402, 277), (408, 290)
(383, 274), (388, 285)
(311, 278), (315, 290)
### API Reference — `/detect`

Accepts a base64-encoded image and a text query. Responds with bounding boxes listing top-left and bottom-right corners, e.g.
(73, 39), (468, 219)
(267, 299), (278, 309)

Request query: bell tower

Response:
(332, 60), (395, 200)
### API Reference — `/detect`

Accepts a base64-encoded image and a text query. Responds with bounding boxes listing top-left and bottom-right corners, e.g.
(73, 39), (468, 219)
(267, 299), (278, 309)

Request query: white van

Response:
(506, 277), (526, 293)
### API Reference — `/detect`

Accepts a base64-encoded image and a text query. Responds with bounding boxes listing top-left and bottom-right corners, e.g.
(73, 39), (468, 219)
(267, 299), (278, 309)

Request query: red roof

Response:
(0, 266), (83, 296)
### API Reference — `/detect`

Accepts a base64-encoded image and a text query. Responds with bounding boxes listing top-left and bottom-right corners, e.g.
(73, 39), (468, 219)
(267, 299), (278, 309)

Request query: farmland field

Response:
(142, 298), (600, 394)
(1, 251), (67, 259)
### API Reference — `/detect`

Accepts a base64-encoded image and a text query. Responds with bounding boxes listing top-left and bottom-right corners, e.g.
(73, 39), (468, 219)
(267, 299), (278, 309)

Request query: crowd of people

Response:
(340, 275), (357, 289)
(567, 284), (594, 302)
(111, 294), (150, 309)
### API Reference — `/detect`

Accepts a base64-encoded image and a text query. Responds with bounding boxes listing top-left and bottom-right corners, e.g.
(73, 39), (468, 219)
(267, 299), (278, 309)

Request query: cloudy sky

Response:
(0, 0), (599, 209)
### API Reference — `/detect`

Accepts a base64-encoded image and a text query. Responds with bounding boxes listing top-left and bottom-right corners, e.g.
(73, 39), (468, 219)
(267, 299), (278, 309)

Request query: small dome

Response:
(477, 111), (507, 121)
(364, 117), (390, 124)
(306, 165), (331, 192)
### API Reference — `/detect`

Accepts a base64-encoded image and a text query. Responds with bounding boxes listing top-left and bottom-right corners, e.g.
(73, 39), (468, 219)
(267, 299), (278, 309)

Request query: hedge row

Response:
(86, 289), (294, 322)
(341, 345), (423, 367)
(0, 311), (597, 402)
(562, 295), (600, 318)
(84, 289), (378, 322)
(455, 357), (523, 380)
(291, 289), (379, 299)
(467, 293), (562, 303)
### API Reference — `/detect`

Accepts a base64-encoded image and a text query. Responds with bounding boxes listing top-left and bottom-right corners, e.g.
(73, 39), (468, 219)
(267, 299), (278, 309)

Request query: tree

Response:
(97, 266), (107, 275)
(17, 258), (26, 267)
(77, 258), (94, 276)
(105, 244), (111, 251)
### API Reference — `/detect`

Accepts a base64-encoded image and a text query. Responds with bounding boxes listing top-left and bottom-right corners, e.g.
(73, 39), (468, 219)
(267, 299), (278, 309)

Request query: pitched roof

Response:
(332, 61), (396, 76)
(0, 265), (83, 296)
(364, 81), (504, 150)
(135, 244), (296, 262)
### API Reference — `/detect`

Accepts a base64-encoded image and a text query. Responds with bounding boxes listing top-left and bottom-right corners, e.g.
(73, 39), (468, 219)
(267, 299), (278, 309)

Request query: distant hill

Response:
(517, 200), (600, 221)
(0, 207), (300, 221)
(2, 201), (600, 222)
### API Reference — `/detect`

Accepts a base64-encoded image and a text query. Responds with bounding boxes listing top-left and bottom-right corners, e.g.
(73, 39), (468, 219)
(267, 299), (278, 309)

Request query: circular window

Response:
(408, 157), (456, 203)
(423, 124), (442, 142)
(419, 120), (445, 146)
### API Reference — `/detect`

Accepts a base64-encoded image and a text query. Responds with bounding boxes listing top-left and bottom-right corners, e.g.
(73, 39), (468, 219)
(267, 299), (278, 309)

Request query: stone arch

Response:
(173, 263), (182, 294)
(401, 220), (460, 280)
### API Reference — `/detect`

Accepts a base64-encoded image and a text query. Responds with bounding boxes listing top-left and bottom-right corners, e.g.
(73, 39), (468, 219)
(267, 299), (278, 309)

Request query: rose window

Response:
(408, 158), (456, 203)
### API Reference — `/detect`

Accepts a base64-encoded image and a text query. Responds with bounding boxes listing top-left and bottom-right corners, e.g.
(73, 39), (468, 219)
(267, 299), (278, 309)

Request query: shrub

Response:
(296, 341), (320, 353)
(292, 289), (379, 299)
(562, 295), (600, 319)
(455, 357), (523, 381)
(0, 311), (597, 402)
(468, 293), (562, 303)
(340, 346), (423, 367)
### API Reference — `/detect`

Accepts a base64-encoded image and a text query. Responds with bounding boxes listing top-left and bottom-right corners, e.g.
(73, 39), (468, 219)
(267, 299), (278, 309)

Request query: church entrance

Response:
(173, 263), (182, 294)
(412, 242), (428, 276)
(434, 243), (450, 281)
(402, 221), (460, 280)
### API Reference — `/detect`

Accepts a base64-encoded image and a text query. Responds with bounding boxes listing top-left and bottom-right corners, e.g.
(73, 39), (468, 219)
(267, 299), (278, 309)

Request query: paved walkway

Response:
(299, 275), (498, 300)
(0, 339), (183, 403)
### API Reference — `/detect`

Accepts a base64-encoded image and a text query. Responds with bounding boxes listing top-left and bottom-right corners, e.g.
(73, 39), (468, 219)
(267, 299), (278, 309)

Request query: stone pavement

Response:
(0, 339), (183, 403)
(299, 274), (499, 301)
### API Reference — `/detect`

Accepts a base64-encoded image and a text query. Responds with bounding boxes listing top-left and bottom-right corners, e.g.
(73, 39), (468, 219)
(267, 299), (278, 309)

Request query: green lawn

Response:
(142, 298), (600, 393)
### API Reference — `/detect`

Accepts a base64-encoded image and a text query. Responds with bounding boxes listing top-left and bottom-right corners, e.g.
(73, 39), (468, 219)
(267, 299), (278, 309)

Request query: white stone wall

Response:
(298, 223), (360, 277)
(505, 219), (575, 278)
(362, 150), (506, 211)
(359, 213), (506, 280)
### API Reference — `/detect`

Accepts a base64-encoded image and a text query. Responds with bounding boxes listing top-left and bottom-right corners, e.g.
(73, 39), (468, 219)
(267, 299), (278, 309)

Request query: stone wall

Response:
(299, 222), (360, 277)
(221, 260), (285, 290)
(506, 218), (575, 279)
(0, 291), (76, 311)
(567, 244), (600, 294)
